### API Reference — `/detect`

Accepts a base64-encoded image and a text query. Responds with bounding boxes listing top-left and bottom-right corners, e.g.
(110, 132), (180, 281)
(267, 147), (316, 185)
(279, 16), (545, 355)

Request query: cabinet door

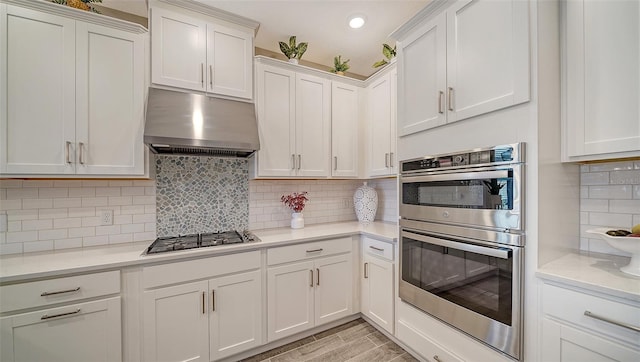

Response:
(295, 73), (331, 177)
(0, 5), (76, 174)
(314, 254), (353, 326)
(362, 254), (394, 334)
(446, 0), (529, 123)
(0, 297), (121, 362)
(398, 12), (447, 136)
(151, 7), (207, 91)
(267, 260), (315, 342)
(255, 63), (296, 177)
(209, 270), (262, 360)
(207, 24), (253, 99)
(143, 281), (209, 362)
(565, 0), (640, 158)
(331, 82), (359, 177)
(75, 23), (144, 175)
(541, 318), (640, 362)
(368, 73), (392, 177)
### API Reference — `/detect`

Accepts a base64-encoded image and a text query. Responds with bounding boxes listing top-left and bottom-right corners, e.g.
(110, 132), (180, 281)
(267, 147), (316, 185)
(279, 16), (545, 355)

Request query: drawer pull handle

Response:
(212, 290), (215, 312)
(41, 308), (81, 320)
(41, 287), (80, 297)
(316, 268), (320, 286)
(306, 248), (323, 253)
(447, 87), (454, 111)
(433, 356), (442, 362)
(65, 141), (72, 164)
(364, 262), (368, 279)
(202, 292), (206, 314)
(438, 91), (444, 114)
(310, 270), (314, 287)
(584, 310), (640, 333)
(369, 246), (384, 252)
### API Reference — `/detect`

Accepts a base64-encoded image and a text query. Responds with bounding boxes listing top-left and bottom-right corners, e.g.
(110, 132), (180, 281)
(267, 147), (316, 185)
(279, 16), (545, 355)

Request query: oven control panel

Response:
(401, 145), (517, 172)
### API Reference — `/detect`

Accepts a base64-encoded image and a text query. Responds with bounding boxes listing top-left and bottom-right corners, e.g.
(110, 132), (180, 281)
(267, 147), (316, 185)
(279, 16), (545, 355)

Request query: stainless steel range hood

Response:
(144, 88), (260, 157)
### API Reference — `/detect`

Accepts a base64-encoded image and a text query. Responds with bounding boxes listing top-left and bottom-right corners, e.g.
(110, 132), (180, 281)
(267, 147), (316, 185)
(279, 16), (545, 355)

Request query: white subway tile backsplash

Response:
(39, 188), (69, 198)
(580, 199), (608, 212)
(8, 210), (38, 221)
(581, 172), (609, 185)
(0, 199), (22, 210)
(95, 225), (121, 236)
(580, 161), (640, 256)
(133, 214), (155, 223)
(109, 233), (133, 244)
(132, 196), (155, 205)
(0, 180), (23, 188)
(54, 238), (83, 250)
(121, 187), (145, 196)
(68, 208), (95, 218)
(82, 180), (109, 187)
(22, 219), (53, 231)
(38, 229), (67, 240)
(95, 187), (121, 197)
(23, 180), (52, 188)
(589, 161), (634, 172)
(609, 199), (640, 214)
(109, 181), (133, 187)
(81, 197), (109, 207)
(69, 187), (96, 198)
(6, 188), (38, 199)
(54, 218), (82, 229)
(39, 209), (68, 219)
(134, 231), (156, 242)
(0, 189), (6, 200)
(122, 205), (145, 215)
(53, 180), (81, 188)
(7, 231), (39, 243)
(108, 196), (132, 206)
(23, 199), (53, 209)
(81, 217), (102, 227)
(7, 221), (21, 232)
(23, 240), (53, 253)
(82, 235), (109, 247)
(68, 227), (95, 238)
(610, 170), (640, 185)
(588, 185), (632, 199)
(121, 223), (145, 234)
(0, 243), (22, 254)
(53, 198), (82, 208)
(114, 215), (133, 225)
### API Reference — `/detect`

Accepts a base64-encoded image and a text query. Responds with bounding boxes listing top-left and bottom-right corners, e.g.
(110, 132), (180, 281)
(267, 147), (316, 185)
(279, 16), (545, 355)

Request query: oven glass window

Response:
(402, 172), (513, 210)
(402, 235), (513, 326)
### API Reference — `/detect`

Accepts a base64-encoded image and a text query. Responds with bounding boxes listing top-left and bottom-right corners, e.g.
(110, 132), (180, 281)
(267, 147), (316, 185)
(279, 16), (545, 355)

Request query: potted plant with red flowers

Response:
(281, 191), (308, 229)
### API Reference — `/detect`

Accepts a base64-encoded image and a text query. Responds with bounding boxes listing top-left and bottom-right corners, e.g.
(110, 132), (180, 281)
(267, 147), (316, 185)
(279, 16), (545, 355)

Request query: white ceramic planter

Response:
(291, 212), (304, 229)
(354, 182), (378, 223)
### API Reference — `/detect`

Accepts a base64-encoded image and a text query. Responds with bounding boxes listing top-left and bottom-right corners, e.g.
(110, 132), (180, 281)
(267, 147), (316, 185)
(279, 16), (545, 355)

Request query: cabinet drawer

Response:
(0, 270), (120, 313)
(397, 319), (464, 362)
(143, 251), (260, 289)
(363, 237), (394, 261)
(267, 237), (352, 266)
(542, 283), (640, 347)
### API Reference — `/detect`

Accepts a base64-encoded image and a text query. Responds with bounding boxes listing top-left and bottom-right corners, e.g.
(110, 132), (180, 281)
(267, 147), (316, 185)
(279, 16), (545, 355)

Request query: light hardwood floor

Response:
(241, 318), (419, 362)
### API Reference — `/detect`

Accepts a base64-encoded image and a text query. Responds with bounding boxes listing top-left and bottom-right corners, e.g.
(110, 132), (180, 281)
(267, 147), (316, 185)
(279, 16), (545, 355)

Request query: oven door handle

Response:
(402, 230), (511, 259)
(401, 169), (510, 183)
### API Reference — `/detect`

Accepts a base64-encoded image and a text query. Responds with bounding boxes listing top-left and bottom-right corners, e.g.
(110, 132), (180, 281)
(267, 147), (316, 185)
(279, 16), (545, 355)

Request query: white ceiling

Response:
(101, 0), (430, 78)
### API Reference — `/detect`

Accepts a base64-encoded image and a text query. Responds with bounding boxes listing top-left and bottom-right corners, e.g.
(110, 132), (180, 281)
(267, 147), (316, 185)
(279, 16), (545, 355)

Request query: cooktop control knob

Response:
(454, 155), (464, 164)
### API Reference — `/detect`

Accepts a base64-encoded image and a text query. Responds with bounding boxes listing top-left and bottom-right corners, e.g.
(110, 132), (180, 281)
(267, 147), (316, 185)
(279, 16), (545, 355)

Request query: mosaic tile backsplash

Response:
(580, 160), (640, 256)
(155, 156), (249, 237)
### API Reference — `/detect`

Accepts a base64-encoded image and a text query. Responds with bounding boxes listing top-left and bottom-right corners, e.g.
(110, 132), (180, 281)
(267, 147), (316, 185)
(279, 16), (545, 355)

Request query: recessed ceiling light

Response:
(348, 15), (366, 29)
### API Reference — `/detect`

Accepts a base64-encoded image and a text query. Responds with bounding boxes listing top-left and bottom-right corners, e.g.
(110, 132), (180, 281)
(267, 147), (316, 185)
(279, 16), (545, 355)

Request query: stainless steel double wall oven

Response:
(399, 143), (525, 361)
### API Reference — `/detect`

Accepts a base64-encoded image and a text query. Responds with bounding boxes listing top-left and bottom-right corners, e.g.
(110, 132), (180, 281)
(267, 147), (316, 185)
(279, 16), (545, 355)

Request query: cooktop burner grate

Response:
(145, 230), (259, 254)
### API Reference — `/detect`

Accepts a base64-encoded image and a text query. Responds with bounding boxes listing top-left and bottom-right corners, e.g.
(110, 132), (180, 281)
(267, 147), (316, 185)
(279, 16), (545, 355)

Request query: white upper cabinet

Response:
(563, 0), (640, 161)
(0, 2), (146, 176)
(254, 60), (330, 178)
(0, 5), (76, 175)
(396, 0), (530, 136)
(368, 67), (397, 177)
(331, 81), (359, 178)
(76, 22), (144, 175)
(150, 6), (254, 100)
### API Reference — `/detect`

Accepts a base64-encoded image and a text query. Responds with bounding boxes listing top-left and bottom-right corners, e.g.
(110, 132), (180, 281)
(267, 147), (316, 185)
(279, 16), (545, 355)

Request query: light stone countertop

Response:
(0, 221), (398, 284)
(537, 252), (640, 302)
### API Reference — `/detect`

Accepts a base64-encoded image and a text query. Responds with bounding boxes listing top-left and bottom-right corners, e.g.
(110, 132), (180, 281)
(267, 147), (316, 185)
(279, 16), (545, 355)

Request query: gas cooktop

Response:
(145, 230), (260, 254)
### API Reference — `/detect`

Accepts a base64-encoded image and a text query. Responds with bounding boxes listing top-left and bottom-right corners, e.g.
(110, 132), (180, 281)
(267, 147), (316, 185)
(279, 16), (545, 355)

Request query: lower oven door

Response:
(399, 228), (523, 360)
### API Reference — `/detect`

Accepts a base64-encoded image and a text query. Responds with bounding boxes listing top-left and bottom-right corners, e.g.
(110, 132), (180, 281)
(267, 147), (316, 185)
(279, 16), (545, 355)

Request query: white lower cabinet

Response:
(0, 271), (122, 362)
(266, 238), (353, 342)
(361, 237), (394, 334)
(540, 281), (640, 362)
(142, 252), (262, 361)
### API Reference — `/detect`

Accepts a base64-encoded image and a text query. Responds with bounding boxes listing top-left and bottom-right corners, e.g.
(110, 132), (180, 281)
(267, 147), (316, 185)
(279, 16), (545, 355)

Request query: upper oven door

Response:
(400, 165), (524, 231)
